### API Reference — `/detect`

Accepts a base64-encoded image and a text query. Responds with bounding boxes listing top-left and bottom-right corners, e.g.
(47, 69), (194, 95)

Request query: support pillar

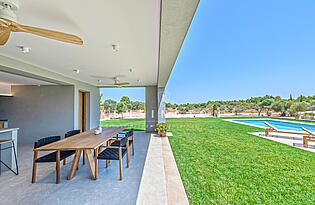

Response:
(157, 87), (166, 123)
(145, 86), (158, 132)
(145, 86), (166, 132)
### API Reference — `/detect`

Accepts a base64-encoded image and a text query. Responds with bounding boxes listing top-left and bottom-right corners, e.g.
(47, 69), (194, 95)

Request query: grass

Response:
(101, 117), (315, 204)
(100, 118), (145, 131)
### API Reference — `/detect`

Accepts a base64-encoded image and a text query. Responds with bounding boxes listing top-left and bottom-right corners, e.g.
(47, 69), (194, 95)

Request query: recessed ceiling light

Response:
(73, 69), (80, 74)
(112, 44), (119, 52)
(19, 46), (30, 53)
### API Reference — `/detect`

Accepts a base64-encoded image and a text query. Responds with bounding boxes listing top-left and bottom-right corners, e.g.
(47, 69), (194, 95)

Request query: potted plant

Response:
(155, 123), (169, 137)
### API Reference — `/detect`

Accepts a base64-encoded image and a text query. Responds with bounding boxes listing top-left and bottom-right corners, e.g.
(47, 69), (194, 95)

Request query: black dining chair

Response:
(97, 135), (130, 180)
(32, 136), (75, 183)
(65, 129), (80, 138)
(63, 129), (80, 165)
(111, 129), (135, 155)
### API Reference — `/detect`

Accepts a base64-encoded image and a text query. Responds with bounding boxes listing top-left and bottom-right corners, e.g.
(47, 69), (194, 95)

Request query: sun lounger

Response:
(264, 122), (312, 136)
(300, 127), (315, 148)
(264, 121), (314, 148)
(264, 121), (308, 136)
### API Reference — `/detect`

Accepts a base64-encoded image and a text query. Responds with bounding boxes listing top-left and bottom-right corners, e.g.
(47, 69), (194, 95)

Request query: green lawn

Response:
(101, 118), (315, 204)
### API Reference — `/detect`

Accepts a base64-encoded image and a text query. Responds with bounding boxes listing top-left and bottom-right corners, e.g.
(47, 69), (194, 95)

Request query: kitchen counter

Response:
(0, 128), (18, 171)
(0, 128), (18, 134)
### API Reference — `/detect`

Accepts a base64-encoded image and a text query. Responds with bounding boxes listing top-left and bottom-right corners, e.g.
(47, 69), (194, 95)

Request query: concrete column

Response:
(145, 86), (158, 132)
(145, 86), (166, 132)
(157, 87), (166, 123)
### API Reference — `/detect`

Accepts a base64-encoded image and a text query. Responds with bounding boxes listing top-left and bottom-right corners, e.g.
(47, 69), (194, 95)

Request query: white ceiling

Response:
(0, 71), (55, 85)
(0, 0), (161, 86)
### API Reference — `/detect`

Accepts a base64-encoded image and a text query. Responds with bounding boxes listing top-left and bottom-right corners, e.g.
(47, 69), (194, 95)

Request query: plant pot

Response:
(160, 132), (166, 137)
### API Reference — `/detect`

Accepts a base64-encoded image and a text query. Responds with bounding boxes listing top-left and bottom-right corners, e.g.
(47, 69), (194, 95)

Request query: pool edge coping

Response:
(223, 118), (315, 133)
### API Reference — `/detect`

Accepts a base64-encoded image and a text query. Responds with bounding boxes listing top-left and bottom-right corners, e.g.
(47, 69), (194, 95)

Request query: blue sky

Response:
(101, 0), (315, 104)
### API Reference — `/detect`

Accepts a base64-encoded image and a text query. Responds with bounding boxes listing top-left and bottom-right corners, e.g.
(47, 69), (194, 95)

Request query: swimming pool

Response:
(232, 119), (315, 132)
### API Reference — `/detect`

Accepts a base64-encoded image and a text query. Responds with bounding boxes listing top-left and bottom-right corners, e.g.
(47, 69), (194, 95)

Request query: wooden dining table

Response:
(33, 126), (127, 183)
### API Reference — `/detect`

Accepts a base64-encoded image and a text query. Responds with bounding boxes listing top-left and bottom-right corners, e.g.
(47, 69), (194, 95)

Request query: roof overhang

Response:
(157, 0), (200, 88)
(0, 0), (200, 88)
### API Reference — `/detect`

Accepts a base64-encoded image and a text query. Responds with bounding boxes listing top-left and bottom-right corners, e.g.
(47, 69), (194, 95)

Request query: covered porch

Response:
(0, 131), (188, 205)
(0, 0), (199, 204)
(0, 131), (150, 205)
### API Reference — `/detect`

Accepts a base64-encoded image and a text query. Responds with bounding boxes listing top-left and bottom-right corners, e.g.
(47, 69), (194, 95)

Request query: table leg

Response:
(83, 150), (85, 165)
(32, 150), (38, 183)
(119, 147), (122, 180)
(68, 149), (82, 180)
(84, 149), (95, 180)
(94, 148), (99, 179)
(56, 150), (60, 184)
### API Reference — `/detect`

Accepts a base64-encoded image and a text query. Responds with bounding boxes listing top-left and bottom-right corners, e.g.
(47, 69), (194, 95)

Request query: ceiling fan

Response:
(91, 75), (130, 88)
(97, 77), (130, 88)
(0, 0), (83, 46)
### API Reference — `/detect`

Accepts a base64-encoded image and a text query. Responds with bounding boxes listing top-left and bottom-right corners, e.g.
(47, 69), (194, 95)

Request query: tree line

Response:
(100, 94), (315, 119)
(166, 94), (315, 119)
(100, 94), (145, 117)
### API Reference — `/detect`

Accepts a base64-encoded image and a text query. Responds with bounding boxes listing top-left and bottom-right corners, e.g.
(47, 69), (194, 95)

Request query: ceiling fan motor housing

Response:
(0, 0), (20, 22)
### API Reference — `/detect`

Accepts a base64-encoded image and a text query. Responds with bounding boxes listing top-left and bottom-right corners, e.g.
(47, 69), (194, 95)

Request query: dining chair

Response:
(64, 129), (80, 165)
(97, 135), (129, 180)
(32, 136), (75, 183)
(65, 129), (80, 138)
(112, 129), (135, 155)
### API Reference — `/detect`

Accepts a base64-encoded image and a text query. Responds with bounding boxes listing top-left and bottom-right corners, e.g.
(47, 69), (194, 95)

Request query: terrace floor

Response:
(0, 131), (150, 205)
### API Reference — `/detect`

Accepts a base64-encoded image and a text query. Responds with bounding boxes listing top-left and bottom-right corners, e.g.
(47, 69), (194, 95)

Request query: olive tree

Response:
(288, 102), (308, 119)
(116, 102), (127, 118)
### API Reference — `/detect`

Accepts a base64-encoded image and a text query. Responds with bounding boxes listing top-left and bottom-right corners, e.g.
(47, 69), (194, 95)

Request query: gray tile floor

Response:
(0, 131), (150, 205)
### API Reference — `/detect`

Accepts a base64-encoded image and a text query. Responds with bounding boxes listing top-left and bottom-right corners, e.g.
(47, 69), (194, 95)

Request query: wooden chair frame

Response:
(113, 131), (135, 156)
(32, 149), (74, 184)
(99, 140), (129, 180)
(264, 121), (309, 136)
(32, 136), (75, 184)
(301, 127), (315, 148)
(264, 122), (315, 148)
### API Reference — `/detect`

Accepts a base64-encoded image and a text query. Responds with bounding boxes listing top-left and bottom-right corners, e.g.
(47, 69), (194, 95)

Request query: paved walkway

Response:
(136, 135), (189, 205)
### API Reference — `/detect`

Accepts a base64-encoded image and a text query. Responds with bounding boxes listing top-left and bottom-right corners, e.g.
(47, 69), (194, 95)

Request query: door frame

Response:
(78, 90), (89, 132)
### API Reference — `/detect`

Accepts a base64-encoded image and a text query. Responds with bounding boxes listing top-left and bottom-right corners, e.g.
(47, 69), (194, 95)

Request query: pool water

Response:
(233, 119), (315, 132)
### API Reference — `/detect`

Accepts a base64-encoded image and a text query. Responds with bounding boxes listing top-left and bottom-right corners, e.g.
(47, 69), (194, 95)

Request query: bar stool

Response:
(0, 139), (19, 176)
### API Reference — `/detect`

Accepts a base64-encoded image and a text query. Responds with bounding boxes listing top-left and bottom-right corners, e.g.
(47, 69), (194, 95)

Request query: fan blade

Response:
(90, 74), (126, 79)
(115, 82), (129, 86)
(99, 85), (122, 88)
(12, 23), (83, 45)
(0, 27), (11, 45)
